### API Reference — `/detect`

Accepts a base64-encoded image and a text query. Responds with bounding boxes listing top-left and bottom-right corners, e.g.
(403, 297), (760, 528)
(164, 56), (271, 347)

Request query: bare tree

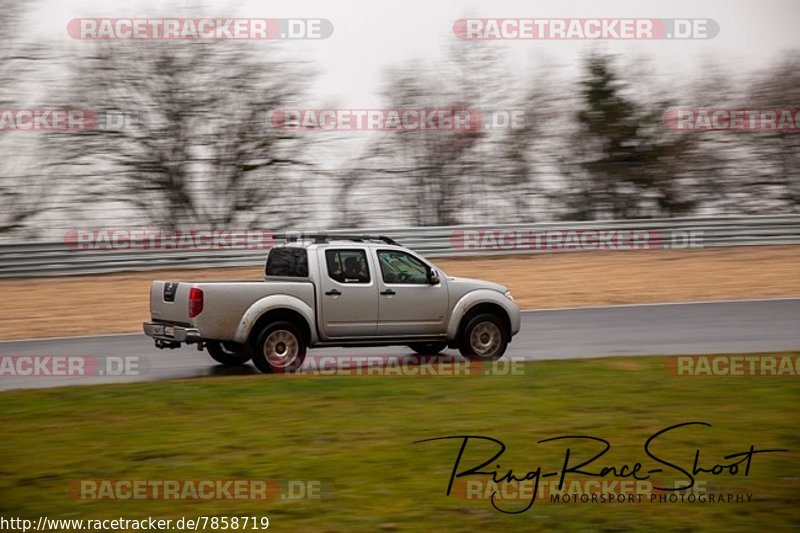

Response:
(0, 0), (50, 236)
(54, 41), (314, 230)
(666, 51), (800, 215)
(337, 69), (481, 226)
(742, 51), (800, 211)
(483, 58), (564, 223)
(339, 45), (538, 226)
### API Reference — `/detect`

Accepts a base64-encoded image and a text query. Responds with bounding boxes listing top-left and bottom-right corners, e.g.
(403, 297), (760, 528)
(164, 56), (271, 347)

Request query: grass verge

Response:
(0, 356), (798, 531)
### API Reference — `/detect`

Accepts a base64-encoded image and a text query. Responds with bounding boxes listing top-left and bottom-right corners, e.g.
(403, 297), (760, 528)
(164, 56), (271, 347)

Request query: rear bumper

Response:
(143, 322), (202, 344)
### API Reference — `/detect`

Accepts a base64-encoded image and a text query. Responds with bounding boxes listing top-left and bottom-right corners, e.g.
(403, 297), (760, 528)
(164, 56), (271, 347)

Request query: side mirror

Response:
(427, 267), (440, 285)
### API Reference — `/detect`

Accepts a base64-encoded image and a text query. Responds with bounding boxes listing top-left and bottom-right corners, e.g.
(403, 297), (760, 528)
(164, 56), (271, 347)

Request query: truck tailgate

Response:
(149, 281), (194, 325)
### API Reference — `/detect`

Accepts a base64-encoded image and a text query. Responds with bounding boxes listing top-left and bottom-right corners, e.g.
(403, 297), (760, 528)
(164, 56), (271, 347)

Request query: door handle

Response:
(325, 289), (341, 296)
(380, 289), (396, 296)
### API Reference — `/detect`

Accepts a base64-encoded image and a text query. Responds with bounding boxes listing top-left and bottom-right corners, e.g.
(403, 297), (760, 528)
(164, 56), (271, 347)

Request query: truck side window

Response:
(377, 250), (429, 284)
(326, 249), (370, 284)
(265, 248), (309, 277)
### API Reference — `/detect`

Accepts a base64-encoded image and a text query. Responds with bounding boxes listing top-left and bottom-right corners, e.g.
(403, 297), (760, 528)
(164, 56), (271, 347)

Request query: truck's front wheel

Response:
(206, 341), (252, 366)
(252, 321), (307, 374)
(458, 313), (508, 361)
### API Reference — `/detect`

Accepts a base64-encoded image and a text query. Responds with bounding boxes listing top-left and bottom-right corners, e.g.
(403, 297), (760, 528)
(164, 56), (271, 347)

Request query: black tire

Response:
(458, 313), (508, 361)
(206, 341), (252, 366)
(408, 342), (448, 355)
(251, 321), (307, 374)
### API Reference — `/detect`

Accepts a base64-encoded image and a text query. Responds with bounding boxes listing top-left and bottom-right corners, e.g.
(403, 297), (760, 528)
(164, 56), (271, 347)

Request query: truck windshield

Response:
(265, 248), (309, 277)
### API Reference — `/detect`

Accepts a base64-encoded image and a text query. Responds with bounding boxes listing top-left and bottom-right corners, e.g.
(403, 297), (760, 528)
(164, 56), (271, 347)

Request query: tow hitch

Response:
(155, 339), (181, 349)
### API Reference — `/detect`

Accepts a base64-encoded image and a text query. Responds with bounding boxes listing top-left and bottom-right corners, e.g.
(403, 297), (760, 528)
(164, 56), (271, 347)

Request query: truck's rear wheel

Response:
(251, 321), (307, 374)
(458, 313), (508, 361)
(408, 342), (448, 355)
(206, 341), (251, 366)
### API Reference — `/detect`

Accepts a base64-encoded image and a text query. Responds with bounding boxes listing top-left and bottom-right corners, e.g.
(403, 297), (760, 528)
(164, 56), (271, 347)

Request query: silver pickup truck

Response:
(143, 235), (520, 373)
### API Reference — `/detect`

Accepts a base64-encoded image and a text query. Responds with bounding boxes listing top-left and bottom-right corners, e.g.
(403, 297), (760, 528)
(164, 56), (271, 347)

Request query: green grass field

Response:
(1, 356), (798, 532)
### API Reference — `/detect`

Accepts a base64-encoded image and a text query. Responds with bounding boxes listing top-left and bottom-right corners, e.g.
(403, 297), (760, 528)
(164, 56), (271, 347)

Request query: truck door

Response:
(374, 248), (448, 336)
(317, 247), (379, 338)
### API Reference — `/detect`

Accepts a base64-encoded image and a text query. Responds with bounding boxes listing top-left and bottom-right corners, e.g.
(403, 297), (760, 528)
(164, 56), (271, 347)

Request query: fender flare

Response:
(233, 294), (317, 345)
(446, 290), (518, 341)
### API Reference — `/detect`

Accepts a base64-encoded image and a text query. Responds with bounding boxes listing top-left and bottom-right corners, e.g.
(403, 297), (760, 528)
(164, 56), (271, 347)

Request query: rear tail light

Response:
(189, 288), (204, 318)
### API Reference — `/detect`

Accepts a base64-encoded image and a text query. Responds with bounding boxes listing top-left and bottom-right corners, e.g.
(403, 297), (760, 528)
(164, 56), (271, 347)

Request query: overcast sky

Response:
(25, 0), (800, 107)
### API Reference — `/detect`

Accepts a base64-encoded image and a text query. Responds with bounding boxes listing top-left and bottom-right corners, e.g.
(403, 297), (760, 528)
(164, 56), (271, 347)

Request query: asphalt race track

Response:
(1, 298), (798, 391)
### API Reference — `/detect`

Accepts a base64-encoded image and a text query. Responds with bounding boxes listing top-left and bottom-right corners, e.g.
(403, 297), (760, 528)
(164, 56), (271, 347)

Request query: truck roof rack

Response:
(273, 233), (400, 246)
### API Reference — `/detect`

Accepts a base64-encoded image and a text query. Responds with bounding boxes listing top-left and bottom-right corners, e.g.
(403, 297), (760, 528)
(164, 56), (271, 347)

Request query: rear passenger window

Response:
(326, 249), (370, 284)
(265, 248), (309, 277)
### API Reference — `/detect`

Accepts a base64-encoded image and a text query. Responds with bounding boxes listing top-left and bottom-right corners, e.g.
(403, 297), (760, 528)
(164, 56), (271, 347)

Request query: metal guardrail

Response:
(0, 215), (798, 278)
